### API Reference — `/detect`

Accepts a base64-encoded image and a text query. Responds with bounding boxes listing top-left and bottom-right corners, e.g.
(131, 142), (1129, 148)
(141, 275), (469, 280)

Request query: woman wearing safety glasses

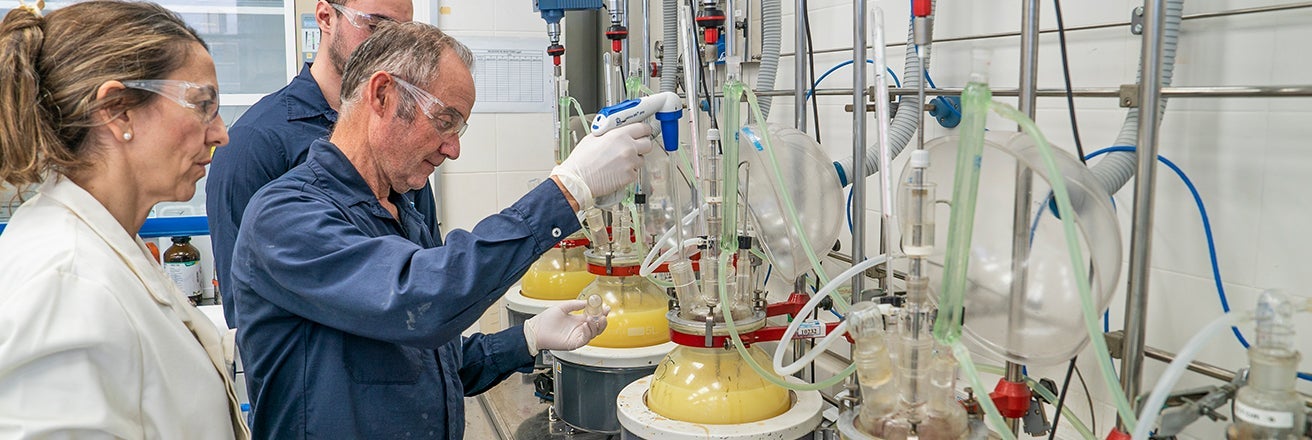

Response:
(0, 1), (248, 438)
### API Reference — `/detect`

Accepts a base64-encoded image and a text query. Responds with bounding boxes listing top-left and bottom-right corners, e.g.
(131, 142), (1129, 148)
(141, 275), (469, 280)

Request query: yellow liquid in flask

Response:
(586, 302), (670, 348)
(647, 345), (791, 424)
(521, 269), (596, 300)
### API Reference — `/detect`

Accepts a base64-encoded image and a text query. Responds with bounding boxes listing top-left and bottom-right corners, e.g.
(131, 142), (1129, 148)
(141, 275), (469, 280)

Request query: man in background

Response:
(207, 0), (421, 327)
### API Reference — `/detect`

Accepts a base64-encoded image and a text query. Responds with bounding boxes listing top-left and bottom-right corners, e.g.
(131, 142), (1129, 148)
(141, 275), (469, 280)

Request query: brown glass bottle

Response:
(163, 236), (203, 305)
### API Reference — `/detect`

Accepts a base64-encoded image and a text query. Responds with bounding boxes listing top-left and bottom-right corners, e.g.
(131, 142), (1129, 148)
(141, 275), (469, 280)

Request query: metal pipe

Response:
(1118, 0), (1168, 431)
(795, 0), (808, 130)
(1003, 1), (1040, 433)
(1140, 346), (1312, 408)
(780, 2), (1312, 58)
(851, 0), (868, 299)
(724, 0), (737, 63)
(642, 0), (652, 88)
(714, 85), (1312, 97)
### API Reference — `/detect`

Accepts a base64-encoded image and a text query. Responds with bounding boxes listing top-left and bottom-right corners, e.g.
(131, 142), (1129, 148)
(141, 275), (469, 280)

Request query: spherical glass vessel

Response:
(646, 345), (791, 424)
(578, 251), (670, 348)
(521, 235), (595, 301)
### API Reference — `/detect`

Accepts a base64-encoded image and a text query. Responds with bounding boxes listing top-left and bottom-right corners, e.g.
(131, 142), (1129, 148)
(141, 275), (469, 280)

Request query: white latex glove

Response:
(524, 299), (610, 354)
(550, 123), (654, 211)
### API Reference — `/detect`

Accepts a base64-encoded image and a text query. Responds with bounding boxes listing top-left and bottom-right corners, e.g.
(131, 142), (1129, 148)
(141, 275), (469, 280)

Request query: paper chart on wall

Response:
(462, 37), (553, 113)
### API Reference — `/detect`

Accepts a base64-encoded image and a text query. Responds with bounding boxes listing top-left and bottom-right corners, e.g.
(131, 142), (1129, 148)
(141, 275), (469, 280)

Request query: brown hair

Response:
(0, 1), (207, 188)
(339, 21), (474, 121)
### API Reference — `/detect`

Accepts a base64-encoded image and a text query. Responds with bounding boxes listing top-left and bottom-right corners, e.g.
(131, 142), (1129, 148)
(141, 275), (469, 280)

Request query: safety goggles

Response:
(327, 1), (396, 32)
(389, 74), (469, 138)
(121, 79), (220, 124)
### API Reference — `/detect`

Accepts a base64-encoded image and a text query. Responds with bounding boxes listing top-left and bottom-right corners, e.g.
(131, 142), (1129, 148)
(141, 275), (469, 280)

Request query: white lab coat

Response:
(0, 175), (248, 439)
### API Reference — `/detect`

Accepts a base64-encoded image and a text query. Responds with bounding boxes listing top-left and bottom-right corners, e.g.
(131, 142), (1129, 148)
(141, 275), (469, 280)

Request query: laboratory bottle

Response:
(163, 236), (203, 305)
(1228, 291), (1306, 439)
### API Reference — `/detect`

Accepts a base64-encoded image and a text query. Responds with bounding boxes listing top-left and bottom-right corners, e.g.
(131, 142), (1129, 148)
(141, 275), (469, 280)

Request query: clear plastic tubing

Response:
(953, 343), (1015, 440)
(932, 52), (991, 345)
(991, 101), (1138, 429)
(1132, 311), (1250, 440)
(640, 207), (702, 277)
(716, 255), (857, 391)
(870, 6), (895, 293)
(773, 254), (887, 376)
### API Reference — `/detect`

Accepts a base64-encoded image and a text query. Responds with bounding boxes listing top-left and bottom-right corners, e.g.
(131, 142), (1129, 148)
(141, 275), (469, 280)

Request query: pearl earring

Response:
(123, 132), (132, 141)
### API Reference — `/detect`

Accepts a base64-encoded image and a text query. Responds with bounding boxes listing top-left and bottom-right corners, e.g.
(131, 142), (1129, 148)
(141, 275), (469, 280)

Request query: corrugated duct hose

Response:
(754, 0), (783, 119)
(660, 0), (680, 93)
(834, 0), (935, 185)
(1089, 0), (1184, 196)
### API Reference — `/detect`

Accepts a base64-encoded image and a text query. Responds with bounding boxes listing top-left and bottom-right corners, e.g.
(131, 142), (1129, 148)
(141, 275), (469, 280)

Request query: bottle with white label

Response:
(1228, 290), (1305, 439)
(163, 236), (203, 306)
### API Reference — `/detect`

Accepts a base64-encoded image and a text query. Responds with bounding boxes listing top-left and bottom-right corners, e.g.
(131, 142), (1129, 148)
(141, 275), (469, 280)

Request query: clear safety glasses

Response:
(121, 79), (220, 125)
(389, 75), (469, 138)
(327, 1), (396, 32)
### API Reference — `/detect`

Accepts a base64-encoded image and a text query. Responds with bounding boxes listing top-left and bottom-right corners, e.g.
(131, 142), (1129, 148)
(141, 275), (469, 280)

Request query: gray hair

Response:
(339, 21), (474, 120)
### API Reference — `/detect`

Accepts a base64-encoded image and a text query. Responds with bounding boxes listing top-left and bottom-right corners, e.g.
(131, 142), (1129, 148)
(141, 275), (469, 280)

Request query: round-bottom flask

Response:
(521, 235), (594, 300)
(578, 250), (670, 348)
(647, 345), (791, 424)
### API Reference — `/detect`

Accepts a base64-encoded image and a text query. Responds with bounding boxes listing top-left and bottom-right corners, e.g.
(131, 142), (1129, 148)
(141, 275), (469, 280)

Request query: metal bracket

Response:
(1131, 6), (1145, 35)
(1119, 84), (1140, 108)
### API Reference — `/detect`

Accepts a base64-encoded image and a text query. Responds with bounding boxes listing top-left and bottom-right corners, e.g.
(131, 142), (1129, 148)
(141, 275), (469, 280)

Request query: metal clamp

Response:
(1131, 6), (1145, 35)
(1119, 84), (1140, 108)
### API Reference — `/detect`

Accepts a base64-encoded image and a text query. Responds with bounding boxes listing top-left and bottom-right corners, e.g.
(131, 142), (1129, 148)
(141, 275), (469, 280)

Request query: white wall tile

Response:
(438, 172), (498, 233)
(440, 113), (498, 174)
(494, 114), (557, 172)
(435, 0), (494, 32)
(496, 172), (552, 209)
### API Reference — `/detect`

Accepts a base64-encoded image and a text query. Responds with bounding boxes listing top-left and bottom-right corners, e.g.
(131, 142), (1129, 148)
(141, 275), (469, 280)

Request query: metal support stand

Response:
(1002, 0), (1041, 434)
(1117, 0), (1168, 432)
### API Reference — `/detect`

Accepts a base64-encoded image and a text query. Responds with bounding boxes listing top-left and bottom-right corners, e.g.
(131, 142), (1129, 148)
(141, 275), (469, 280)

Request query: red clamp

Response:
(765, 292), (810, 318)
(669, 292), (853, 348)
(546, 44), (565, 66)
(605, 25), (628, 52)
(1104, 428), (1131, 440)
(912, 0), (932, 17)
(989, 379), (1032, 419)
(669, 321), (848, 348)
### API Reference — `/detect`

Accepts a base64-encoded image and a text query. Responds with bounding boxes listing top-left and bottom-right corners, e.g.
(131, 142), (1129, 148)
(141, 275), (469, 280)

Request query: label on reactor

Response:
(1234, 401), (1294, 428)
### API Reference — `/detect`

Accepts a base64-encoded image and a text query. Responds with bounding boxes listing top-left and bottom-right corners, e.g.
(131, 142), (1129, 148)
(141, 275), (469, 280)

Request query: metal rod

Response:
(715, 85), (1312, 98)
(851, 0), (868, 298)
(1004, 1), (1040, 434)
(795, 0), (808, 131)
(642, 0), (652, 88)
(724, 0), (737, 62)
(1140, 346), (1312, 408)
(780, 1), (1312, 58)
(1118, 0), (1168, 431)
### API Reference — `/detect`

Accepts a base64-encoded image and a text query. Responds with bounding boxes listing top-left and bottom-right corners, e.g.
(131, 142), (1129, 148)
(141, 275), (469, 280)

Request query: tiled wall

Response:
(438, 0), (1312, 437)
